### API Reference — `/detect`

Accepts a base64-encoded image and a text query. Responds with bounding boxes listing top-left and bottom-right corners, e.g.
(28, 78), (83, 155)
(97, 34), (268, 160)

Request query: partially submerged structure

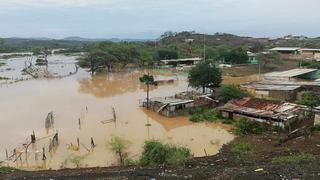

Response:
(219, 97), (311, 129)
(141, 97), (194, 117)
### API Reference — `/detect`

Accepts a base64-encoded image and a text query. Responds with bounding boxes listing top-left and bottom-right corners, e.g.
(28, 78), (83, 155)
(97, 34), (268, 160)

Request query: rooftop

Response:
(220, 97), (307, 121)
(149, 97), (194, 106)
(264, 68), (318, 78)
(270, 47), (300, 51)
(242, 83), (301, 91)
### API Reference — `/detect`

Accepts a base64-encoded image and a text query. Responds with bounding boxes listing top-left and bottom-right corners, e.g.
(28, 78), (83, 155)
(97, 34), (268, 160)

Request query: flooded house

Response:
(219, 97), (312, 129)
(141, 97), (195, 117)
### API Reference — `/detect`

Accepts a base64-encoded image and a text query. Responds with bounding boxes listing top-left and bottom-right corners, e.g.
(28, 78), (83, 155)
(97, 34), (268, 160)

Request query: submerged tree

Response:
(107, 136), (130, 166)
(188, 61), (222, 93)
(139, 73), (156, 108)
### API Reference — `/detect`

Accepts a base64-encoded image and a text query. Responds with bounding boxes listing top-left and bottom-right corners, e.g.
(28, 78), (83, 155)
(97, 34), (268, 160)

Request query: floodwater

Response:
(0, 55), (234, 170)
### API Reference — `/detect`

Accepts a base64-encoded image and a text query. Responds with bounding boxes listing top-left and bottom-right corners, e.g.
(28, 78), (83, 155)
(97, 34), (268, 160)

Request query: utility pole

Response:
(203, 34), (206, 60)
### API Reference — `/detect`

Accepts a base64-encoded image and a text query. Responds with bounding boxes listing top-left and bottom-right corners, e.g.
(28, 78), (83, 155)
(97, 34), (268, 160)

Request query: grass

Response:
(139, 140), (191, 166)
(271, 153), (315, 165)
(230, 142), (252, 159)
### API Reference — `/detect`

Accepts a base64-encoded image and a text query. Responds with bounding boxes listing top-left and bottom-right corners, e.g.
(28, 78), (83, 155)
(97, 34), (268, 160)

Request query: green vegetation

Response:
(188, 61), (222, 93)
(216, 85), (249, 102)
(139, 140), (191, 166)
(0, 166), (16, 174)
(271, 153), (315, 165)
(231, 142), (252, 159)
(107, 135), (131, 166)
(233, 118), (266, 135)
(189, 107), (220, 122)
(70, 155), (85, 168)
(219, 47), (248, 64)
(310, 125), (320, 132)
(139, 74), (156, 108)
(300, 61), (320, 69)
(296, 91), (320, 107)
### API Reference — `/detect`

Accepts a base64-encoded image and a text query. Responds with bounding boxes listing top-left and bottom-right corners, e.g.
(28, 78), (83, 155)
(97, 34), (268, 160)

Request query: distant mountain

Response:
(62, 36), (153, 42)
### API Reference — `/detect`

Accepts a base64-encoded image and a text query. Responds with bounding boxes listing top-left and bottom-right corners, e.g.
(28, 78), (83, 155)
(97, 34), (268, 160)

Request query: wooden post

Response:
(31, 131), (36, 143)
(5, 149), (8, 160)
(204, 148), (208, 157)
(42, 147), (46, 160)
(91, 137), (95, 149)
(78, 118), (81, 129)
(112, 107), (117, 122)
(77, 137), (80, 148)
(49, 138), (52, 152)
(13, 149), (17, 159)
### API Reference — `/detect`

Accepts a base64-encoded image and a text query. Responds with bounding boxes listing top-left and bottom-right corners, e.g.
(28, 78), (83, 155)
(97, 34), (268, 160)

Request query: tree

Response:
(188, 61), (222, 93)
(156, 49), (178, 60)
(297, 91), (320, 108)
(216, 85), (249, 102)
(220, 48), (248, 64)
(107, 136), (130, 166)
(79, 50), (116, 75)
(140, 73), (155, 108)
(257, 52), (282, 69)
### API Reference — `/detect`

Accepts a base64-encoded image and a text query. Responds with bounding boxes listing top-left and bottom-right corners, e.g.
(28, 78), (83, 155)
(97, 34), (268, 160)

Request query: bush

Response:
(106, 136), (131, 166)
(139, 140), (191, 166)
(311, 125), (320, 132)
(216, 85), (249, 102)
(233, 118), (265, 135)
(231, 142), (252, 159)
(189, 107), (219, 123)
(0, 166), (16, 174)
(271, 153), (315, 165)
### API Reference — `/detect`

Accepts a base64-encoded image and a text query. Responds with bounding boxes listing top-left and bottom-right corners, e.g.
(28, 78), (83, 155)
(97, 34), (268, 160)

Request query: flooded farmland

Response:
(0, 54), (234, 170)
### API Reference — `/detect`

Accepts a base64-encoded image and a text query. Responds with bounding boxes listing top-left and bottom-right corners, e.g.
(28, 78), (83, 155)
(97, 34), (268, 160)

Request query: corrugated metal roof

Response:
(264, 68), (318, 78)
(160, 58), (201, 63)
(220, 97), (306, 121)
(149, 97), (194, 106)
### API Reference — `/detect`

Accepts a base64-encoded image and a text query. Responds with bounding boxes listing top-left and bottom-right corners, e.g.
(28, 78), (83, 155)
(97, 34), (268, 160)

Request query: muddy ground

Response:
(2, 132), (320, 180)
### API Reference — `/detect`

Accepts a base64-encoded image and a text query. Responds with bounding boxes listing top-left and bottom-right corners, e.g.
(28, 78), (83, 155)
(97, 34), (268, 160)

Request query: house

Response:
(300, 48), (320, 60)
(270, 47), (300, 55)
(247, 51), (258, 64)
(219, 97), (312, 129)
(141, 97), (195, 117)
(160, 57), (202, 67)
(242, 68), (320, 101)
(242, 83), (301, 101)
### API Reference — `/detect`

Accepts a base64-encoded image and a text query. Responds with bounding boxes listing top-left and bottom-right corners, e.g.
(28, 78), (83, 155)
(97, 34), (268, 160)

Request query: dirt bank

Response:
(2, 132), (320, 180)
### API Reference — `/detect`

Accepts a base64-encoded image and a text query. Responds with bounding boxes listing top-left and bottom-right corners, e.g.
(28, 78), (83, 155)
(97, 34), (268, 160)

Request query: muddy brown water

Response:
(0, 55), (234, 170)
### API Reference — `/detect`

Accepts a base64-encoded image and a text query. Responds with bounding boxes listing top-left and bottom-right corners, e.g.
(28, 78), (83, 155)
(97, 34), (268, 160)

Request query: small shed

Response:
(141, 97), (194, 117)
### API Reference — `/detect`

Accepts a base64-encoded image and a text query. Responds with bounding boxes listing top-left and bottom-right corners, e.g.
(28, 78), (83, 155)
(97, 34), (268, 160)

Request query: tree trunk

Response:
(147, 83), (150, 109)
(202, 86), (206, 94)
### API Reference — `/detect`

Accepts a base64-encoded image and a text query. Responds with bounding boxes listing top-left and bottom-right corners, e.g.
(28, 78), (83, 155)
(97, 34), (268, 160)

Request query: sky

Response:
(0, 0), (319, 39)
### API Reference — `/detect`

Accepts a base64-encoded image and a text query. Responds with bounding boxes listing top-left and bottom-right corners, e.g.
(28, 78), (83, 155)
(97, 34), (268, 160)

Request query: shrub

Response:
(189, 107), (219, 123)
(0, 166), (16, 174)
(231, 142), (252, 159)
(271, 153), (315, 165)
(296, 91), (320, 107)
(233, 118), (265, 135)
(216, 85), (249, 102)
(139, 140), (191, 166)
(107, 135), (130, 166)
(311, 125), (320, 132)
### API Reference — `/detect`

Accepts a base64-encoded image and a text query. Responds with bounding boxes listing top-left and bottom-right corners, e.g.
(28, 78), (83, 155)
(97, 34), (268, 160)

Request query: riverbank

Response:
(2, 132), (320, 179)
